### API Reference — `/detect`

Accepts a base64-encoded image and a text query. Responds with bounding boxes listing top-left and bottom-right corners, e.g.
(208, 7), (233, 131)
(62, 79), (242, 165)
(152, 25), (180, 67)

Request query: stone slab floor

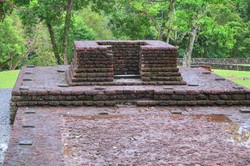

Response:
(4, 105), (250, 166)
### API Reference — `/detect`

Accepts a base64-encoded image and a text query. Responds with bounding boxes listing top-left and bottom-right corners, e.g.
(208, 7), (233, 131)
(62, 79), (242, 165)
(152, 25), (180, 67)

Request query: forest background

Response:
(0, 0), (250, 71)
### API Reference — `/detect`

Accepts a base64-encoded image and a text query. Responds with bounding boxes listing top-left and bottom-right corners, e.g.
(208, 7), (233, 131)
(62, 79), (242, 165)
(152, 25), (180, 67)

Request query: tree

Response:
(230, 0), (250, 58)
(171, 0), (225, 67)
(14, 0), (116, 64)
(16, 0), (65, 64)
(75, 8), (113, 40)
(22, 22), (57, 67)
(130, 0), (174, 41)
(62, 0), (74, 64)
(174, 0), (207, 67)
(108, 7), (152, 39)
(0, 11), (26, 70)
(166, 0), (174, 43)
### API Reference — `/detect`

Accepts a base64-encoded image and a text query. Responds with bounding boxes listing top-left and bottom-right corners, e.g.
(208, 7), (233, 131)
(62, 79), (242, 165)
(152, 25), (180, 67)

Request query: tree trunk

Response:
(46, 22), (62, 65)
(0, 58), (12, 70)
(157, 31), (163, 40)
(8, 56), (13, 70)
(62, 0), (74, 65)
(10, 58), (20, 70)
(166, 0), (174, 43)
(183, 24), (198, 67)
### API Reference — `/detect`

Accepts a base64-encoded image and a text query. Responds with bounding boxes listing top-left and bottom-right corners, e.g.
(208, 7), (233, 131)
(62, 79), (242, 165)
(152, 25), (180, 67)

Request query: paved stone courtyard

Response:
(4, 65), (250, 165)
(4, 106), (250, 165)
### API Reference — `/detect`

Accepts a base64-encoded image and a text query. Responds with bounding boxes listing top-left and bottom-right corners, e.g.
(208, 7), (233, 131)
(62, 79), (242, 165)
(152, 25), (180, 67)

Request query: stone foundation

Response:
(9, 65), (250, 123)
(11, 89), (250, 107)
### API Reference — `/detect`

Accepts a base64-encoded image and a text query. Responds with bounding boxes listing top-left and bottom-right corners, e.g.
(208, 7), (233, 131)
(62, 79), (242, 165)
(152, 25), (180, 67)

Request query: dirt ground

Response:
(4, 106), (250, 166)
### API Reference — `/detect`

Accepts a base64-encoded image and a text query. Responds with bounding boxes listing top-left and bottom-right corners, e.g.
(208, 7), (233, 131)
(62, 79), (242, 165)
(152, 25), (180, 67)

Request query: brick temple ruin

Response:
(9, 40), (250, 123)
(4, 40), (250, 165)
(67, 40), (186, 85)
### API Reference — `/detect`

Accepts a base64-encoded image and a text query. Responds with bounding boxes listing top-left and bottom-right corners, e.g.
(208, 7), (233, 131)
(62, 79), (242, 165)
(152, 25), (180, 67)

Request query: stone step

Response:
(114, 75), (140, 79)
(136, 100), (250, 106)
(11, 99), (250, 108)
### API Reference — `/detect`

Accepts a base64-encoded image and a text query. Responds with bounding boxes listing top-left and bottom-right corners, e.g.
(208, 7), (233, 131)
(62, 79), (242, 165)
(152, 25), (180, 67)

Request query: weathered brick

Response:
(231, 94), (245, 100)
(68, 40), (185, 86)
(209, 95), (219, 100)
(177, 101), (187, 106)
(83, 101), (95, 106)
(37, 101), (49, 105)
(219, 94), (230, 100)
(187, 101), (197, 106)
(197, 100), (208, 106)
(62, 101), (75, 106)
(65, 96), (78, 101)
(45, 95), (58, 101)
(49, 101), (60, 106)
(16, 101), (29, 106)
(11, 96), (23, 101)
(185, 95), (196, 100)
(72, 101), (83, 106)
(171, 94), (184, 100)
(216, 100), (226, 105)
(93, 94), (108, 100)
(155, 95), (171, 100)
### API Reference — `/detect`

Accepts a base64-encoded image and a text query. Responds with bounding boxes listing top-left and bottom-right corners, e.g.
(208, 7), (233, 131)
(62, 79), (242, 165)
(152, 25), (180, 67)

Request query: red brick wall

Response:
(97, 42), (146, 75)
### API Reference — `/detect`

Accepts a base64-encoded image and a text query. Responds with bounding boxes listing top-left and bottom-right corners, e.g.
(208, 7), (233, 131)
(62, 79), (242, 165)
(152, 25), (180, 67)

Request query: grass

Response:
(0, 70), (20, 88)
(213, 69), (250, 89)
(236, 64), (250, 67)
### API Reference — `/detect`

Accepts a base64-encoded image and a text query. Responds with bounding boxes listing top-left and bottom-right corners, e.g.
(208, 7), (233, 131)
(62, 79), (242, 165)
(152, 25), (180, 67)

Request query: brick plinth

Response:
(9, 65), (250, 123)
(66, 40), (186, 86)
(10, 89), (250, 108)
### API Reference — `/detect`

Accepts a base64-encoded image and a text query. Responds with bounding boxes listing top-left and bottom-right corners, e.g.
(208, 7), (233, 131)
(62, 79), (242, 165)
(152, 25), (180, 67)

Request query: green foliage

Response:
(0, 11), (26, 70)
(72, 22), (96, 40)
(107, 0), (159, 39)
(76, 8), (113, 40)
(17, 0), (65, 35)
(22, 23), (57, 66)
(54, 11), (98, 62)
(1, 0), (250, 71)
(174, 0), (249, 58)
(14, 0), (115, 64)
(0, 70), (20, 88)
(0, 0), (13, 20)
(109, 12), (152, 39)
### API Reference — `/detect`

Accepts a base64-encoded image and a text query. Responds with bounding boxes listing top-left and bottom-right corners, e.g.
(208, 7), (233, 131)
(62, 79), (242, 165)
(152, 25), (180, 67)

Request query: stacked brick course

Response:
(9, 65), (250, 123)
(67, 42), (114, 84)
(10, 89), (250, 108)
(98, 41), (143, 75)
(67, 40), (186, 86)
(140, 45), (183, 84)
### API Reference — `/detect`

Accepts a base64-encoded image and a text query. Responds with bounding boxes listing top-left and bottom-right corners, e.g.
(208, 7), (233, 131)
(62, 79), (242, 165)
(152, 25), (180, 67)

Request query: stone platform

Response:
(4, 106), (250, 165)
(5, 39), (250, 165)
(9, 65), (250, 123)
